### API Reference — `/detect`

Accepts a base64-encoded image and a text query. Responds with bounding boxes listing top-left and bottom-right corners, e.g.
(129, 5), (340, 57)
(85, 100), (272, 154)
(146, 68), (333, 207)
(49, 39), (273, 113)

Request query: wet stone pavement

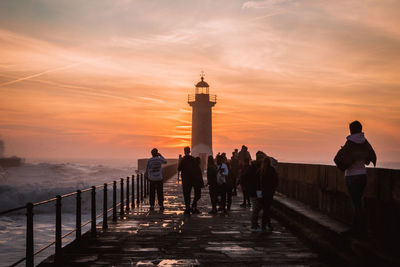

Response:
(51, 177), (327, 267)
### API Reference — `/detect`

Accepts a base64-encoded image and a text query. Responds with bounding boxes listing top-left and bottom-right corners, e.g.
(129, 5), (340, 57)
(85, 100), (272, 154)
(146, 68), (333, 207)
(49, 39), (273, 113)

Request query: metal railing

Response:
(0, 172), (151, 267)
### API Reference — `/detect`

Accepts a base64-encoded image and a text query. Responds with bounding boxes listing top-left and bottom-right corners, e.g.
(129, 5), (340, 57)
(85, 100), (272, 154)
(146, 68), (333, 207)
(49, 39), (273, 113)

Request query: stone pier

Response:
(39, 176), (325, 266)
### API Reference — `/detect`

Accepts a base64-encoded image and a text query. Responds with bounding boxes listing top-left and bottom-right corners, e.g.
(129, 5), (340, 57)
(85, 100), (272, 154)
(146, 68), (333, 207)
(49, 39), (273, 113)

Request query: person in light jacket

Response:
(334, 120), (376, 237)
(145, 148), (167, 211)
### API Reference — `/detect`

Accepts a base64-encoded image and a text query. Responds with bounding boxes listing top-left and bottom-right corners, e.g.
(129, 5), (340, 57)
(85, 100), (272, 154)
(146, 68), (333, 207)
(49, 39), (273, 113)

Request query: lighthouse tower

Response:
(188, 73), (217, 163)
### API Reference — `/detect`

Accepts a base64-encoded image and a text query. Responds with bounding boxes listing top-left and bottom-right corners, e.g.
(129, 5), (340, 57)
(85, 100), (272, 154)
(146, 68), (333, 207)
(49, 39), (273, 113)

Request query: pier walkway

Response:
(40, 176), (326, 266)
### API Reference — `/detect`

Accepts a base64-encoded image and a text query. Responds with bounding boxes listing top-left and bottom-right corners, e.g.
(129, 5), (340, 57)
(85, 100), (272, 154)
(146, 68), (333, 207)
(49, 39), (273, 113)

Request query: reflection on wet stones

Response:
(41, 175), (326, 266)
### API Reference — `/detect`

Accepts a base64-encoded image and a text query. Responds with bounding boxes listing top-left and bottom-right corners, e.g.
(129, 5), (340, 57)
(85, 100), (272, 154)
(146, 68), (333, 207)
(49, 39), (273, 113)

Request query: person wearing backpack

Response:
(216, 154), (229, 213)
(145, 148), (167, 211)
(334, 121), (376, 237)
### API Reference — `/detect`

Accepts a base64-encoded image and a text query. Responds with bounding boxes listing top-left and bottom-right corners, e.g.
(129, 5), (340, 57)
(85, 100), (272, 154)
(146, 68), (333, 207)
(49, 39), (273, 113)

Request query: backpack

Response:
(334, 145), (350, 172)
(217, 166), (227, 185)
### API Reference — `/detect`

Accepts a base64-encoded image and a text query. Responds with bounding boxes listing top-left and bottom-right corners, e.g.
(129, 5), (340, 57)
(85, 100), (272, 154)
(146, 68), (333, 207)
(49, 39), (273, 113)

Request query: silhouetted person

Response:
(178, 147), (197, 215)
(245, 151), (266, 231)
(239, 145), (252, 207)
(225, 158), (234, 211)
(257, 156), (278, 231)
(230, 149), (239, 196)
(191, 157), (204, 214)
(178, 154), (182, 182)
(334, 120), (376, 237)
(216, 154), (229, 213)
(221, 152), (227, 163)
(145, 148), (167, 211)
(207, 155), (218, 214)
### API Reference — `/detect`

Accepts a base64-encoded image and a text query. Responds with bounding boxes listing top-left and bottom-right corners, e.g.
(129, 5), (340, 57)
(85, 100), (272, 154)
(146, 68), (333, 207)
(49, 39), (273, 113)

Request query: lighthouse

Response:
(188, 73), (217, 165)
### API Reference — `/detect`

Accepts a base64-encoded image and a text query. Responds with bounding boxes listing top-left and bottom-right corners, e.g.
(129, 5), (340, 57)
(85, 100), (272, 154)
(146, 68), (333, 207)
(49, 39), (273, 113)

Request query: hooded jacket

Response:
(334, 132), (376, 176)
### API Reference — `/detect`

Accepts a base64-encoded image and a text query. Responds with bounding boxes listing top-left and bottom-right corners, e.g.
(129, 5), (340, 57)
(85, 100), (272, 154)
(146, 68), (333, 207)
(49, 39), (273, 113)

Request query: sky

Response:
(0, 0), (399, 168)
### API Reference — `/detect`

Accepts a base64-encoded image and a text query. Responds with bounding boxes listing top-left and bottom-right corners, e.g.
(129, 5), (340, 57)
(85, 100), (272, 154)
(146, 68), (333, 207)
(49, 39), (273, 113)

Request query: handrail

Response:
(10, 257), (26, 267)
(0, 205), (26, 216)
(33, 197), (57, 207)
(60, 191), (78, 198)
(1, 171), (149, 267)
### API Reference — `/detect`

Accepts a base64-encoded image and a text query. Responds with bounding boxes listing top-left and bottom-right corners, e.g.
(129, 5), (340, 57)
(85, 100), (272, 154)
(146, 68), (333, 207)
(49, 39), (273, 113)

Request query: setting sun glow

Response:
(0, 0), (399, 167)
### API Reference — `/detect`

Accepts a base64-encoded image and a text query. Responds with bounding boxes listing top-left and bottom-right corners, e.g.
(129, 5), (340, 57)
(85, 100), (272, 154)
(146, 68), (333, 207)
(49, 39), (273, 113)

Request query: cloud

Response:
(242, 0), (292, 9)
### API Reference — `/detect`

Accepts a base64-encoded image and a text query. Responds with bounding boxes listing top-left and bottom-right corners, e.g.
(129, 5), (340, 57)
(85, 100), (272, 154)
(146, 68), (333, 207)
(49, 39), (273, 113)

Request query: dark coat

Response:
(334, 139), (376, 171)
(244, 161), (262, 198)
(193, 165), (204, 188)
(207, 164), (218, 187)
(258, 166), (278, 200)
(178, 155), (197, 184)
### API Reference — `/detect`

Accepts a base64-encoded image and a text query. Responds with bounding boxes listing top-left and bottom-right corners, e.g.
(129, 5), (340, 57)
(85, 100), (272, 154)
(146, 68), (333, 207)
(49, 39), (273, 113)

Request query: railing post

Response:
(55, 195), (62, 263)
(103, 183), (108, 230)
(112, 181), (117, 222)
(131, 175), (135, 209)
(126, 176), (130, 213)
(141, 174), (144, 201)
(120, 178), (124, 218)
(136, 174), (140, 205)
(91, 186), (96, 238)
(26, 202), (34, 267)
(76, 190), (81, 242)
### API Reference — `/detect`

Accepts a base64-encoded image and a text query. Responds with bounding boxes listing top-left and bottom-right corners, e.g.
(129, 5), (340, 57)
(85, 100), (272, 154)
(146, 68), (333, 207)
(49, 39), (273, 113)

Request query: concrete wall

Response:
(137, 158), (178, 181)
(276, 163), (400, 249)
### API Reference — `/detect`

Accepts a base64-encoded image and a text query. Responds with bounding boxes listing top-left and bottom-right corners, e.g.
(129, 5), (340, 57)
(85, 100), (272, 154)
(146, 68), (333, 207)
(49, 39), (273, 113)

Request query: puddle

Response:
(135, 259), (200, 266)
(71, 255), (99, 263)
(163, 211), (185, 215)
(124, 247), (159, 252)
(205, 245), (254, 253)
(207, 242), (237, 245)
(159, 259), (200, 266)
(210, 231), (240, 234)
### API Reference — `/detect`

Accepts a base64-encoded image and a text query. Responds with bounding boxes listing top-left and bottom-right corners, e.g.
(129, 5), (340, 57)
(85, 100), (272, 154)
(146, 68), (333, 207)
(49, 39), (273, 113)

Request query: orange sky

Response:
(0, 0), (399, 167)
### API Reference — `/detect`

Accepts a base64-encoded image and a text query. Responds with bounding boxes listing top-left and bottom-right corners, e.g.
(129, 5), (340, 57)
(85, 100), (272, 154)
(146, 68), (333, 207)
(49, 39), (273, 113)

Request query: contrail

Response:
(0, 62), (83, 87)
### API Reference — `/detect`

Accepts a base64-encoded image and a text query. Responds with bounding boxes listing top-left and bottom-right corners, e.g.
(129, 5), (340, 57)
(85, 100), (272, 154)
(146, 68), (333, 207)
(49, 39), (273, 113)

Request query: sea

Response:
(0, 162), (136, 266)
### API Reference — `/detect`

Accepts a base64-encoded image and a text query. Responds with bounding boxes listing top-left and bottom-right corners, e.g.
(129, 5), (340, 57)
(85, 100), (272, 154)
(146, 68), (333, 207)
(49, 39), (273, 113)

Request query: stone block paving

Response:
(54, 177), (327, 266)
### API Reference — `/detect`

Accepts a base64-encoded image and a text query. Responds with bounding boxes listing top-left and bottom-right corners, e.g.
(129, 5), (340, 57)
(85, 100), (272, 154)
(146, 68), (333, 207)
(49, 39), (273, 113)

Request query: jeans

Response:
(149, 180), (164, 207)
(345, 174), (367, 232)
(182, 182), (202, 210)
(251, 197), (263, 228)
(219, 184), (226, 210)
(251, 196), (273, 229)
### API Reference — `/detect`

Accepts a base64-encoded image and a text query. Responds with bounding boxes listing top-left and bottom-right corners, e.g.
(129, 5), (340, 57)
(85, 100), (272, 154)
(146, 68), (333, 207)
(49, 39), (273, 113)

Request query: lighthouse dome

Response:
(195, 77), (209, 88)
